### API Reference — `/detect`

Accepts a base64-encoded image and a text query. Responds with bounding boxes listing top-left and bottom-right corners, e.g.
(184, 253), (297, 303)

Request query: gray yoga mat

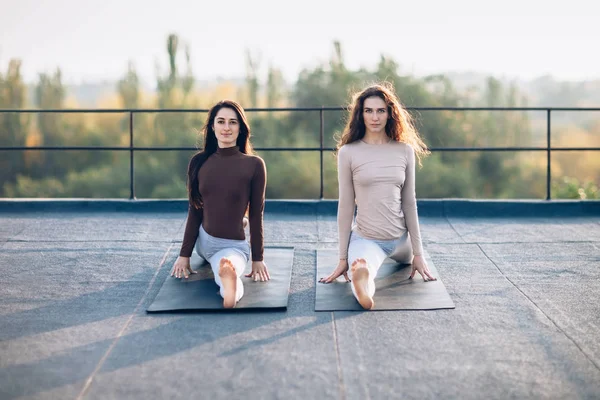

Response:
(147, 247), (294, 312)
(315, 249), (455, 311)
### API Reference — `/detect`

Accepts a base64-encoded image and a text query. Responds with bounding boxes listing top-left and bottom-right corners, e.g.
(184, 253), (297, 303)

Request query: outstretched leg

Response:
(351, 258), (374, 309)
(347, 234), (387, 310)
(210, 249), (248, 308)
(218, 258), (238, 308)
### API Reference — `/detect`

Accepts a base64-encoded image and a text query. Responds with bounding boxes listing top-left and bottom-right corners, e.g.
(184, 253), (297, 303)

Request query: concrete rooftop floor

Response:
(0, 200), (599, 400)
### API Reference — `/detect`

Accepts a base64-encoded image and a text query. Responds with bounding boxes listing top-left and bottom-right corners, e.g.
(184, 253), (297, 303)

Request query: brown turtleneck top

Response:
(179, 146), (267, 261)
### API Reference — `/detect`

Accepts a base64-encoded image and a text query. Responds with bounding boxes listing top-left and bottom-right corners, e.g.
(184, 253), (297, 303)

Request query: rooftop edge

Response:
(0, 199), (598, 217)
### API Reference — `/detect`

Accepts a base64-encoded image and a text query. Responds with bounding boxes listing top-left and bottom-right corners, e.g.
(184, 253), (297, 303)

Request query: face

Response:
(213, 107), (240, 148)
(362, 96), (388, 135)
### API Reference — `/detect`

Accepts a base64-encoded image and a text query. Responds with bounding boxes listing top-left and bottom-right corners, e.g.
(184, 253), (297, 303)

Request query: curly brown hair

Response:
(337, 82), (429, 164)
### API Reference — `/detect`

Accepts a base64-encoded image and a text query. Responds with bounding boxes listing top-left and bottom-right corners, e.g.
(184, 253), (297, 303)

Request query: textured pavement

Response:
(0, 201), (599, 400)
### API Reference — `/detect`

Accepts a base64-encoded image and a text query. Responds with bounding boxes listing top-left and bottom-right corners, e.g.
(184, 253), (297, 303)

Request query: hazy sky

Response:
(1, 0), (598, 85)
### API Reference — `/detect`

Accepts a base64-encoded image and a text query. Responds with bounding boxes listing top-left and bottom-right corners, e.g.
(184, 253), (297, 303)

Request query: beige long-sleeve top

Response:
(337, 140), (424, 259)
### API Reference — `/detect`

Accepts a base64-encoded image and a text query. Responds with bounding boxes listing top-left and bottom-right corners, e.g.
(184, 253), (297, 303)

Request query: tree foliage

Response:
(1, 38), (598, 200)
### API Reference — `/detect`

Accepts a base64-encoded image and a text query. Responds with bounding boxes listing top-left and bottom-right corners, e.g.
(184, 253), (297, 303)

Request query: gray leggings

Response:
(347, 230), (413, 299)
(195, 225), (250, 302)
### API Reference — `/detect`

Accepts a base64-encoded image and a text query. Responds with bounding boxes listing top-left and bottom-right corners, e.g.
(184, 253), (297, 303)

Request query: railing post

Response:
(319, 107), (324, 200)
(546, 109), (551, 200)
(129, 111), (136, 200)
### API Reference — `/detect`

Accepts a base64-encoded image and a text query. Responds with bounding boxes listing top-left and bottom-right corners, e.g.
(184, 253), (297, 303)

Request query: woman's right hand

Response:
(171, 256), (197, 279)
(319, 259), (350, 283)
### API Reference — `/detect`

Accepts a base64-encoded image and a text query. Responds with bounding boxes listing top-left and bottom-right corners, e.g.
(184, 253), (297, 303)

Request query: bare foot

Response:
(243, 217), (249, 229)
(351, 258), (374, 310)
(219, 258), (237, 308)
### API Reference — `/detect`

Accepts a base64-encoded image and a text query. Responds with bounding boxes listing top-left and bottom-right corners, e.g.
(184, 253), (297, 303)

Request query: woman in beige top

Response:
(319, 83), (436, 309)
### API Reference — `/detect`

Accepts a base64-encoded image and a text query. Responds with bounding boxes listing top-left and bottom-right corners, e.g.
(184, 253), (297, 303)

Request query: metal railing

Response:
(1, 107), (600, 200)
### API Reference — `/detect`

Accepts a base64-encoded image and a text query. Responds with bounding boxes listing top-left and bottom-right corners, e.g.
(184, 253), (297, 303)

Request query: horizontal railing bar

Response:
(0, 146), (330, 151)
(1, 107), (600, 113)
(428, 147), (600, 151)
(2, 146), (599, 152)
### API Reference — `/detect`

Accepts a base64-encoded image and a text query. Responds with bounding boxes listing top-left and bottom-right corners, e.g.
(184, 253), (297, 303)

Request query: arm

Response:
(401, 145), (424, 256)
(319, 147), (353, 284)
(179, 204), (203, 257)
(172, 204), (202, 279)
(337, 146), (356, 260)
(248, 157), (267, 262)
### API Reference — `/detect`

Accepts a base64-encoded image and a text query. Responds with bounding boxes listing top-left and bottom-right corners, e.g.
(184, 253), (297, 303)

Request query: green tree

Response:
(138, 33), (201, 198)
(0, 59), (29, 193)
(245, 49), (260, 108)
(35, 69), (65, 145)
(33, 69), (67, 178)
(266, 65), (286, 108)
(117, 61), (140, 108)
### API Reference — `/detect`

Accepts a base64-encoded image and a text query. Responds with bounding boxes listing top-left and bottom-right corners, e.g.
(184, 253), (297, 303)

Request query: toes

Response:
(219, 258), (233, 269)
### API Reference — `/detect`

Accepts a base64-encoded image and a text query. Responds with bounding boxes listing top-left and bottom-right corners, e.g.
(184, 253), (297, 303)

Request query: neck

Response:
(216, 146), (240, 156)
(362, 130), (389, 145)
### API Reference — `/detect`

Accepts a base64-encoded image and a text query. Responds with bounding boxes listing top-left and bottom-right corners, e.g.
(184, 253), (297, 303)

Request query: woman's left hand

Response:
(245, 261), (271, 282)
(409, 255), (437, 282)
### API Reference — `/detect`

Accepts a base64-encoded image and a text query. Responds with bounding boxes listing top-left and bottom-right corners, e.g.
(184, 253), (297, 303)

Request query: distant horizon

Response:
(12, 68), (600, 109)
(19, 69), (595, 89)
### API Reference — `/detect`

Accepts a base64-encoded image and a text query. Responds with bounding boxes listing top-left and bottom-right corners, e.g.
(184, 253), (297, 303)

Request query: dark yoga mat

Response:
(315, 249), (455, 311)
(147, 247), (294, 312)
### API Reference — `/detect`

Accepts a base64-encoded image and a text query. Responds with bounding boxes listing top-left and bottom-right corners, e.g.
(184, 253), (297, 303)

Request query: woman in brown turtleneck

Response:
(171, 100), (269, 308)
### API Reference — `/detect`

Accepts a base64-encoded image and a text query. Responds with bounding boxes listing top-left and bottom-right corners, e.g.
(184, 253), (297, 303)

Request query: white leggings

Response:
(195, 225), (250, 303)
(347, 230), (413, 299)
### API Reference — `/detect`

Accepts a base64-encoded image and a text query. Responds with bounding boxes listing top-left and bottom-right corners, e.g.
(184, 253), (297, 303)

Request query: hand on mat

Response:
(171, 256), (197, 279)
(409, 255), (437, 282)
(319, 259), (350, 283)
(245, 261), (270, 282)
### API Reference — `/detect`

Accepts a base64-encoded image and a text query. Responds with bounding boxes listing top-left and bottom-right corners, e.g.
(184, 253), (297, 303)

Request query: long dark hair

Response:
(337, 82), (429, 164)
(187, 100), (253, 209)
